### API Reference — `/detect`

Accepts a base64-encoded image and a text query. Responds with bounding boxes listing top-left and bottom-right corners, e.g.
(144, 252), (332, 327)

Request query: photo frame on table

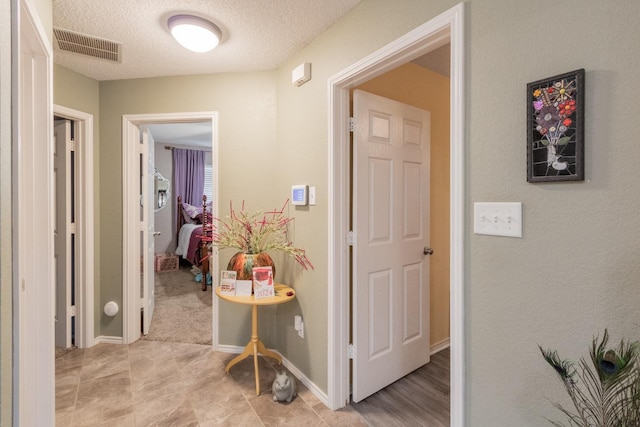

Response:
(527, 69), (585, 182)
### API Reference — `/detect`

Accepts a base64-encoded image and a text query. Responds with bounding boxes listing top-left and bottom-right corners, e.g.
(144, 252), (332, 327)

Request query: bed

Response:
(176, 195), (212, 291)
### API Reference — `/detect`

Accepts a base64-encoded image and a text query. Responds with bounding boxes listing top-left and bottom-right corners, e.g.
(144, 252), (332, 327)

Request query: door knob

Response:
(423, 247), (433, 255)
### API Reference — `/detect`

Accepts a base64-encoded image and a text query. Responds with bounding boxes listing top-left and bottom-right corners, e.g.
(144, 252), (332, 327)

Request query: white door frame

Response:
(14, 0), (55, 423)
(327, 3), (465, 424)
(54, 104), (95, 348)
(122, 112), (219, 345)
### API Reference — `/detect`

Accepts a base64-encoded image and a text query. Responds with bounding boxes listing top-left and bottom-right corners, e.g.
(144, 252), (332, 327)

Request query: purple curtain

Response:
(173, 148), (205, 206)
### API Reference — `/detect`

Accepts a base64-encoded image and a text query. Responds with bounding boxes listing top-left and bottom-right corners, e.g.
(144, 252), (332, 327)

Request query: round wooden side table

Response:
(215, 283), (295, 395)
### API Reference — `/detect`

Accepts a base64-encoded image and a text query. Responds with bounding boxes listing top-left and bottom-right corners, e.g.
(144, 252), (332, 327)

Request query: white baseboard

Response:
(430, 338), (450, 355)
(94, 335), (123, 345)
(277, 351), (330, 407)
(216, 344), (244, 354)
(216, 345), (330, 407)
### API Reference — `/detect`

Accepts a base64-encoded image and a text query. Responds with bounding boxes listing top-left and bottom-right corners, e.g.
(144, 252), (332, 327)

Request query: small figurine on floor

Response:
(272, 370), (297, 403)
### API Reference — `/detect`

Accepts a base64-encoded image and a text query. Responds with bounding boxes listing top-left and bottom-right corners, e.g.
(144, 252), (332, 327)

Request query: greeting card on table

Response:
(219, 270), (237, 296)
(252, 266), (274, 299)
(235, 280), (253, 297)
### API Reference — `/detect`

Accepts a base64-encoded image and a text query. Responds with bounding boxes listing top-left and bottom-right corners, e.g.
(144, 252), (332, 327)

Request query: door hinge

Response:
(348, 343), (355, 359)
(70, 305), (77, 317)
(347, 230), (354, 246)
(348, 117), (355, 132)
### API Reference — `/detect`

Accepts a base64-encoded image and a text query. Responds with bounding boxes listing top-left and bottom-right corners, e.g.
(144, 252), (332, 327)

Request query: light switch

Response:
(474, 202), (523, 238)
(309, 187), (316, 205)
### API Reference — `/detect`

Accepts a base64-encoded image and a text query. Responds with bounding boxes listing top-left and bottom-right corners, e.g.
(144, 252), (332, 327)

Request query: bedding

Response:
(175, 223), (202, 264)
(176, 195), (213, 291)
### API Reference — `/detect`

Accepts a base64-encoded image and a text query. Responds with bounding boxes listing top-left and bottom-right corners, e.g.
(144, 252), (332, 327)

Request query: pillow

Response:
(182, 201), (213, 224)
(182, 203), (200, 224)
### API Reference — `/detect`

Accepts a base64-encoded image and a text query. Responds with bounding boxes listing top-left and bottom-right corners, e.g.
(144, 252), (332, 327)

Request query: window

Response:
(204, 165), (213, 203)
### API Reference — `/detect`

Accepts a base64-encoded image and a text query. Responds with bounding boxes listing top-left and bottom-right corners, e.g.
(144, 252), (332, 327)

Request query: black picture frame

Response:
(527, 69), (585, 182)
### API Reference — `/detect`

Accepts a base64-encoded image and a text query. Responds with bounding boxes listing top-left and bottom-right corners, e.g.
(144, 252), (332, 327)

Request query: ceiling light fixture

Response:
(168, 14), (221, 53)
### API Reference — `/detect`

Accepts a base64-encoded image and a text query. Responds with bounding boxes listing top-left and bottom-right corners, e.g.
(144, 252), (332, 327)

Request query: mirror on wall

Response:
(154, 169), (170, 212)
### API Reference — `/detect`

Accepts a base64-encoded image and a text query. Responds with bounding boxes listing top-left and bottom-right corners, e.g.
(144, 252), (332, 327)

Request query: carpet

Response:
(140, 265), (213, 345)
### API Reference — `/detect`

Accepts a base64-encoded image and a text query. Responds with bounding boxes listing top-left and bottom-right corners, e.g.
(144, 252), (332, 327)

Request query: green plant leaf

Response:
(557, 136), (571, 146)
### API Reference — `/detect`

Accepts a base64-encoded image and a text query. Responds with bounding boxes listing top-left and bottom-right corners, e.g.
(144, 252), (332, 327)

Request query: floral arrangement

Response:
(211, 199), (314, 270)
(532, 77), (578, 171)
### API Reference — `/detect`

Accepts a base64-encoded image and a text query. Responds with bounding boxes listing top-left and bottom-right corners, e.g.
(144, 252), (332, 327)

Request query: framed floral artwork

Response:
(527, 69), (585, 182)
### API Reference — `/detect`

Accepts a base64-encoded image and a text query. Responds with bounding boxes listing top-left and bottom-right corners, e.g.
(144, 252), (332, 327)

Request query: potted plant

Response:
(539, 329), (640, 426)
(211, 199), (313, 280)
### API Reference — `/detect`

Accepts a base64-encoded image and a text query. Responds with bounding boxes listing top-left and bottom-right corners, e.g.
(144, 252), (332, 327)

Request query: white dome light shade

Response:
(168, 15), (221, 53)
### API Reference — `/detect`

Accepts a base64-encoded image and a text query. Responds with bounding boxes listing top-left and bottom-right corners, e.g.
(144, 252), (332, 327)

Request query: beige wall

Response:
(98, 72), (278, 338)
(357, 63), (451, 349)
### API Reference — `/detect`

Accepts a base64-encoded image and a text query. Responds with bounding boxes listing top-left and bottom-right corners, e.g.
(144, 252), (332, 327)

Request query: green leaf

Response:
(557, 136), (571, 146)
(540, 139), (549, 146)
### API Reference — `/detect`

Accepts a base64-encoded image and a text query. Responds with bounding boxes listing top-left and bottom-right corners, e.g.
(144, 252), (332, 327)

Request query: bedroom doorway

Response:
(121, 112), (219, 346)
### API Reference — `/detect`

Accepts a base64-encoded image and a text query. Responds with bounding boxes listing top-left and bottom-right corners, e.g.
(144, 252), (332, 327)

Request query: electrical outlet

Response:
(294, 315), (302, 330)
(294, 315), (304, 338)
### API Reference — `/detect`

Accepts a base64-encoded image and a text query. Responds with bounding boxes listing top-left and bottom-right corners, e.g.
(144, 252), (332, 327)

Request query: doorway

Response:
(121, 112), (219, 346)
(327, 3), (465, 425)
(53, 105), (95, 350)
(350, 89), (433, 402)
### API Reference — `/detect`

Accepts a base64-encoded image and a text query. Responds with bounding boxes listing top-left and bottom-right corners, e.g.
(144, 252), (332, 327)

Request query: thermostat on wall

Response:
(291, 185), (308, 206)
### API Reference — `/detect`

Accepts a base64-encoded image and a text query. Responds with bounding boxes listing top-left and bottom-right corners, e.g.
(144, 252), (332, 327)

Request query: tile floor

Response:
(55, 340), (368, 426)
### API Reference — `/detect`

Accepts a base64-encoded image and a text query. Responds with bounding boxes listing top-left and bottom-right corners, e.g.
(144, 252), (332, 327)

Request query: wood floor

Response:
(351, 348), (450, 427)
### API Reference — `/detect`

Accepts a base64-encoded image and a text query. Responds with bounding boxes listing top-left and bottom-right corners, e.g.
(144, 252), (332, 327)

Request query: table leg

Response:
(224, 304), (283, 395)
(251, 305), (260, 395)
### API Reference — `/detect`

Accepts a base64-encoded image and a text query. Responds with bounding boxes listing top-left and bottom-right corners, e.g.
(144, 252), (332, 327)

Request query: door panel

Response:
(353, 90), (431, 402)
(141, 127), (155, 335)
(54, 119), (72, 348)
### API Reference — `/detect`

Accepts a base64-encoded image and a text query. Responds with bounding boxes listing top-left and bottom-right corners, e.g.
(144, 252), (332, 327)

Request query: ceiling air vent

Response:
(53, 28), (122, 63)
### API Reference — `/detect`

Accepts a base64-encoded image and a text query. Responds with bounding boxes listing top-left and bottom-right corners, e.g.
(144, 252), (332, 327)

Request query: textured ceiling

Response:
(53, 0), (362, 81)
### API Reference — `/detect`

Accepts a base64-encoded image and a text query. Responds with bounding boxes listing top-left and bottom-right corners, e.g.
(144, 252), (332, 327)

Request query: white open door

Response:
(15, 0), (55, 422)
(141, 126), (155, 335)
(54, 119), (74, 348)
(352, 90), (431, 402)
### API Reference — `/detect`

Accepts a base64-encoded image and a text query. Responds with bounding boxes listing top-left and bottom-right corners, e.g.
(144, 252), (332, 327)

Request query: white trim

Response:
(448, 5), (466, 426)
(14, 0), (55, 424)
(327, 3), (465, 424)
(122, 118), (139, 344)
(214, 344), (243, 355)
(122, 112), (219, 347)
(430, 338), (451, 355)
(54, 104), (96, 349)
(94, 335), (124, 345)
(279, 351), (329, 407)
